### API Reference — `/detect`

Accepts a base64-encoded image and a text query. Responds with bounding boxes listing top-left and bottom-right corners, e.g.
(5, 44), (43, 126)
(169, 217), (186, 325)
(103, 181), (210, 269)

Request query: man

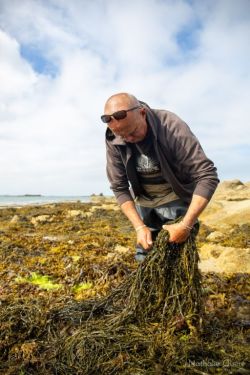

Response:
(102, 93), (219, 261)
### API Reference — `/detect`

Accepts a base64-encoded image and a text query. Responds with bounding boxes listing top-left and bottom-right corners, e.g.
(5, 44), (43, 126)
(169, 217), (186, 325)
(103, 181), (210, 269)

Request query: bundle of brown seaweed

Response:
(38, 226), (203, 374)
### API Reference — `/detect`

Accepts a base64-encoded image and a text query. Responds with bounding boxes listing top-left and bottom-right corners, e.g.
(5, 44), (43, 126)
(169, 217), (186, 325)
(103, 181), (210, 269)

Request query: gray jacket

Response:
(105, 102), (219, 205)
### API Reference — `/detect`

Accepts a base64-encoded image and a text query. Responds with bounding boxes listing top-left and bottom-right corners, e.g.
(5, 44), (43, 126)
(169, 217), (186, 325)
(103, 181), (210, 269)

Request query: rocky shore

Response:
(198, 179), (250, 274)
(0, 180), (249, 374)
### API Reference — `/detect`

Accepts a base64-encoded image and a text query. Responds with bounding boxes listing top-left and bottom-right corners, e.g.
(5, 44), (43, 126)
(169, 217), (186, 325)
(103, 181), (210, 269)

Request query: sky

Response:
(0, 0), (249, 195)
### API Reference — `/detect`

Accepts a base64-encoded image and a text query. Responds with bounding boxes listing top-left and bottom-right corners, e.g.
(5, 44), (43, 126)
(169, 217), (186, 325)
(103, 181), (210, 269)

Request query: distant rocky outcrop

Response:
(90, 195), (116, 204)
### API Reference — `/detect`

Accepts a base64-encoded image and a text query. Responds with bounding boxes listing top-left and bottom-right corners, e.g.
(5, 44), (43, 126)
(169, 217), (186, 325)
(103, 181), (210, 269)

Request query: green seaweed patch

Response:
(15, 272), (62, 290)
(72, 282), (93, 293)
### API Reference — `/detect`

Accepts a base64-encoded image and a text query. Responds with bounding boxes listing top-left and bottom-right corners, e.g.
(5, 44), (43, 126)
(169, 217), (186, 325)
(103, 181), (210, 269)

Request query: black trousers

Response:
(135, 199), (189, 262)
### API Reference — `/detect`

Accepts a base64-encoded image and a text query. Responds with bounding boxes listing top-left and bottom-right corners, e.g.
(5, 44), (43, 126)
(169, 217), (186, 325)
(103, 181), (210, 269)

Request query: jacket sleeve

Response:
(165, 112), (219, 201)
(106, 140), (134, 205)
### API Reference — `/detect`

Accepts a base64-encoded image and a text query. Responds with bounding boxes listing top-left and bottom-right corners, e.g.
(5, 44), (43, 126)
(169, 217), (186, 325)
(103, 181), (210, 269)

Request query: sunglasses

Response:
(101, 106), (141, 123)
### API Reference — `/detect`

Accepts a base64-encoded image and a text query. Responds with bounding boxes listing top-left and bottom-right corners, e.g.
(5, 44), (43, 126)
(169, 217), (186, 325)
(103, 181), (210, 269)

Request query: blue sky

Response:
(0, 0), (250, 195)
(20, 44), (59, 77)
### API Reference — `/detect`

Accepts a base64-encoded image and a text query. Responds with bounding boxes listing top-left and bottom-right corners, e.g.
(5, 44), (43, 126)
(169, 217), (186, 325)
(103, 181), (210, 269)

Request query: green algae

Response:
(15, 272), (62, 290)
(72, 282), (93, 293)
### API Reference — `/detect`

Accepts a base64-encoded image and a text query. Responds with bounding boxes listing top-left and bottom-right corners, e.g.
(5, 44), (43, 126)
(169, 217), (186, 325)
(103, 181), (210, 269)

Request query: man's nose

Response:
(109, 123), (122, 135)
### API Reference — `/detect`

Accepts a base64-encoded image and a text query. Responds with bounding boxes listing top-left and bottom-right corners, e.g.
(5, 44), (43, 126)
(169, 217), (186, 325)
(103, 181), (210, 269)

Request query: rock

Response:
(66, 210), (81, 217)
(90, 204), (120, 212)
(213, 180), (250, 201)
(199, 244), (225, 260)
(206, 231), (225, 242)
(10, 215), (27, 224)
(10, 215), (21, 224)
(66, 210), (92, 218)
(90, 195), (116, 203)
(42, 235), (68, 242)
(199, 244), (250, 273)
(106, 252), (118, 260)
(114, 245), (129, 254)
(106, 246), (130, 260)
(219, 179), (244, 189)
(101, 204), (120, 211)
(214, 223), (232, 232)
(31, 215), (53, 225)
(200, 199), (250, 227)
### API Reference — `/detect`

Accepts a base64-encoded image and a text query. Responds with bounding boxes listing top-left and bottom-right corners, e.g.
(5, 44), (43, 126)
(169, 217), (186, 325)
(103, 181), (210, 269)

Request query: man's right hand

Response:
(136, 226), (153, 251)
(120, 201), (153, 251)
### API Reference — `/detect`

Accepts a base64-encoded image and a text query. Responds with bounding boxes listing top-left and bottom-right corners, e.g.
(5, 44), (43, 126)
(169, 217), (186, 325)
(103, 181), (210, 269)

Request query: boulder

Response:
(218, 179), (244, 190)
(213, 180), (250, 201)
(66, 210), (92, 218)
(199, 244), (250, 273)
(31, 215), (53, 225)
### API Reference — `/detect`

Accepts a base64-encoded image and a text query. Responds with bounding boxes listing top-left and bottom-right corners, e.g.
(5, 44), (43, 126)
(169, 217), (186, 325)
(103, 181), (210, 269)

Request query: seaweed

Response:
(0, 203), (249, 374)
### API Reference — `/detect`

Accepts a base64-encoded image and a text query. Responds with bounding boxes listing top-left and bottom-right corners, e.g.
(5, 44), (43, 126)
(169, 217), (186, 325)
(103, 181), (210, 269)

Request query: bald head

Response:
(102, 92), (147, 143)
(104, 93), (140, 113)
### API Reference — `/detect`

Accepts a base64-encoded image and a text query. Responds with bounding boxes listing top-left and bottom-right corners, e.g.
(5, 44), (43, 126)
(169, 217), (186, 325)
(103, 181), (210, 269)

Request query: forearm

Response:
(162, 194), (209, 243)
(120, 200), (145, 230)
(120, 200), (153, 250)
(182, 194), (209, 228)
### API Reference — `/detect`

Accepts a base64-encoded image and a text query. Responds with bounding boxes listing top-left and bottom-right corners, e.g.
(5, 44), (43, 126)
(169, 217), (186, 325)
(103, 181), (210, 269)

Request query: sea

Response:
(0, 195), (91, 207)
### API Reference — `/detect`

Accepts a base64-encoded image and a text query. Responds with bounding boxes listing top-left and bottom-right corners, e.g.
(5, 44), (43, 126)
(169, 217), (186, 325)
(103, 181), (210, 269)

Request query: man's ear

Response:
(140, 107), (146, 117)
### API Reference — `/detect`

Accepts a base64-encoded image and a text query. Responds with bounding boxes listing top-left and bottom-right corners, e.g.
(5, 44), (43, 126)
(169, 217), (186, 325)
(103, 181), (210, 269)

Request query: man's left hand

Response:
(162, 222), (191, 243)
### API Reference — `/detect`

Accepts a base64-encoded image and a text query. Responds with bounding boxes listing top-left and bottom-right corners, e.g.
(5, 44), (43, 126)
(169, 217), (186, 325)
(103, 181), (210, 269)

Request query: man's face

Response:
(103, 100), (147, 143)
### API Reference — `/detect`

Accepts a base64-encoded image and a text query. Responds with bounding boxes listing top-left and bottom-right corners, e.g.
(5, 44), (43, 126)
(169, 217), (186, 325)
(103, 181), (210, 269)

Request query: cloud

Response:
(0, 0), (249, 195)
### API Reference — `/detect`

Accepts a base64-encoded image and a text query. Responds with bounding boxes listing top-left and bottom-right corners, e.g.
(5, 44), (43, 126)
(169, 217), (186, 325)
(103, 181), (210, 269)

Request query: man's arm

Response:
(120, 201), (153, 250)
(159, 112), (218, 242)
(106, 140), (153, 249)
(163, 194), (209, 243)
(121, 195), (208, 248)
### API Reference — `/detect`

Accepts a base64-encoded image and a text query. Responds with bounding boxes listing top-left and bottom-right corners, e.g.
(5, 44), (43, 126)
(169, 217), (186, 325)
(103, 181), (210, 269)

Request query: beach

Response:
(0, 181), (249, 374)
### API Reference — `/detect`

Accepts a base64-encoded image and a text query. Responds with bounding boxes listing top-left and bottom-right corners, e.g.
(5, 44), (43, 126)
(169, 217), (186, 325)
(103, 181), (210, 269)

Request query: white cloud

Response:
(0, 0), (249, 195)
(0, 30), (37, 99)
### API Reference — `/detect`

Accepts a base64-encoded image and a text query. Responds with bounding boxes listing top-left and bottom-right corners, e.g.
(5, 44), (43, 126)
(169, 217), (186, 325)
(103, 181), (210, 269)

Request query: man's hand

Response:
(162, 222), (191, 243)
(136, 226), (153, 251)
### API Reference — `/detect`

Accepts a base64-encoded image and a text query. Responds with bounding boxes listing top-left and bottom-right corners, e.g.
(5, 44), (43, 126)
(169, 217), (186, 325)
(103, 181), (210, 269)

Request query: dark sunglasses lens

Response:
(101, 115), (112, 123)
(113, 110), (127, 120)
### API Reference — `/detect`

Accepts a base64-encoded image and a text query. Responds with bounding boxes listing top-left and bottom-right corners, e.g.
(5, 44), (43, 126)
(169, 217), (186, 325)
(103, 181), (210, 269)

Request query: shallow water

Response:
(0, 195), (90, 206)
